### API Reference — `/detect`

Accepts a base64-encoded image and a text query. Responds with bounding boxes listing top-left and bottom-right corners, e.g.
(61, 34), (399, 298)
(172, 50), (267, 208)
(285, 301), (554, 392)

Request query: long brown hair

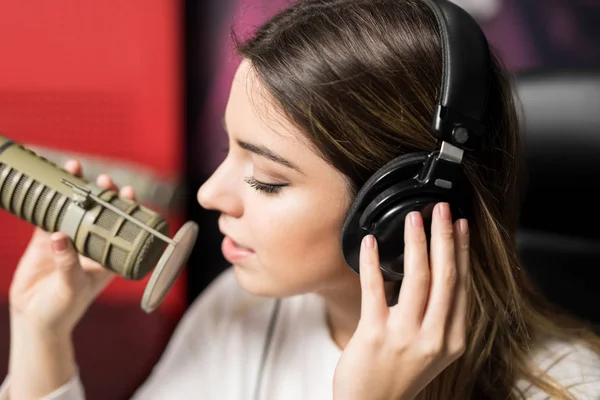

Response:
(234, 0), (600, 398)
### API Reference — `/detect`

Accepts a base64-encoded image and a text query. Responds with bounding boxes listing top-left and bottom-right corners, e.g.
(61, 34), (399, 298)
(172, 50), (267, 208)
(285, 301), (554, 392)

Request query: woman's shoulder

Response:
(516, 337), (600, 399)
(129, 273), (276, 396)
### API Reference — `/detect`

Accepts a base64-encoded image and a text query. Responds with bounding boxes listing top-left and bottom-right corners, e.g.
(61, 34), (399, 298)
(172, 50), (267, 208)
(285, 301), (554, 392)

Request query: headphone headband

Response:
(423, 0), (490, 151)
(341, 0), (491, 282)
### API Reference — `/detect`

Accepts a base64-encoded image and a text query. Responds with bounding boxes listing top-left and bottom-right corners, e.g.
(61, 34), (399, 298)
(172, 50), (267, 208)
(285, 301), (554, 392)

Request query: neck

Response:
(317, 273), (362, 350)
(318, 272), (398, 350)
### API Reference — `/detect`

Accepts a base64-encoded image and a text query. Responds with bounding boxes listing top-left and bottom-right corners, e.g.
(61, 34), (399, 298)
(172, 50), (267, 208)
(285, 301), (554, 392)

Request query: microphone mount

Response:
(61, 178), (176, 246)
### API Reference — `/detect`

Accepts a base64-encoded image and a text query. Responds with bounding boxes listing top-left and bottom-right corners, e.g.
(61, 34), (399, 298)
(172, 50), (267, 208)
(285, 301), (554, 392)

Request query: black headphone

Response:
(341, 0), (492, 281)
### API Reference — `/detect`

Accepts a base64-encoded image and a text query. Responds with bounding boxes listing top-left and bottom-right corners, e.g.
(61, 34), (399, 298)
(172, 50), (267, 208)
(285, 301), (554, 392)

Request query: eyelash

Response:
(244, 176), (288, 195)
(220, 145), (287, 195)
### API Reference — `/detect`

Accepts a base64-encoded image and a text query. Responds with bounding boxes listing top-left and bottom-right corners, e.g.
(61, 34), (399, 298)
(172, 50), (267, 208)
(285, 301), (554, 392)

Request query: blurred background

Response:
(0, 0), (599, 398)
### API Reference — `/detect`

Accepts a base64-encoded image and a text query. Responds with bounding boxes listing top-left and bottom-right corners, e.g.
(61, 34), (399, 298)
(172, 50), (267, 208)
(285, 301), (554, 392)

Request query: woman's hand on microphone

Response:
(9, 159), (136, 335)
(7, 160), (137, 399)
(333, 202), (470, 400)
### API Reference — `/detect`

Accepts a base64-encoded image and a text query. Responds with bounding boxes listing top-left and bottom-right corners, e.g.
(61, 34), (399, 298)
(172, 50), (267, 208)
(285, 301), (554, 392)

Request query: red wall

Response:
(0, 2), (185, 398)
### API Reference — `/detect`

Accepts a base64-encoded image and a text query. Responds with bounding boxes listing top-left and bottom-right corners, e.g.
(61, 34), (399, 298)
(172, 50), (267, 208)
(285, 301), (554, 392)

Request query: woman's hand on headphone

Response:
(333, 202), (470, 400)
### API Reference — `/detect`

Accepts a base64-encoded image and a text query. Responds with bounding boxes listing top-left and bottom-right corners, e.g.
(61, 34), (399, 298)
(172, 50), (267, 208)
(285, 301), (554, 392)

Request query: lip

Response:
(221, 235), (255, 262)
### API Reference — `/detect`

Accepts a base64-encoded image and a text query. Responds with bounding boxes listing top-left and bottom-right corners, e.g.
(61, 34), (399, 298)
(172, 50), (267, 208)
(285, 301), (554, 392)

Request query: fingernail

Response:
(363, 234), (376, 249)
(459, 219), (469, 235)
(51, 237), (68, 253)
(410, 211), (422, 228)
(437, 202), (450, 220)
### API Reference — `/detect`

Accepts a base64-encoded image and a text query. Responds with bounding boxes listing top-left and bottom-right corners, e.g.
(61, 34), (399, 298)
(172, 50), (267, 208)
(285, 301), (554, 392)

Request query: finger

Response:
(30, 227), (51, 243)
(78, 256), (105, 273)
(64, 159), (82, 177)
(422, 202), (458, 332)
(392, 211), (430, 327)
(446, 219), (470, 353)
(78, 254), (116, 301)
(119, 185), (136, 201)
(78, 254), (116, 286)
(89, 269), (117, 294)
(359, 235), (389, 324)
(96, 173), (118, 191)
(50, 232), (86, 289)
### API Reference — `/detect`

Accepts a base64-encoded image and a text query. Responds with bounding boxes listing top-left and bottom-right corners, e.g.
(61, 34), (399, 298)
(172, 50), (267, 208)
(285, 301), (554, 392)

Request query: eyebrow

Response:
(237, 140), (303, 173)
(222, 117), (303, 173)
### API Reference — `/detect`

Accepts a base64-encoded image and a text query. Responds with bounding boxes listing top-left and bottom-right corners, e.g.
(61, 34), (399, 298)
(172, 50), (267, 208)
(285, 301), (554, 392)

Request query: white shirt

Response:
(1, 267), (599, 399)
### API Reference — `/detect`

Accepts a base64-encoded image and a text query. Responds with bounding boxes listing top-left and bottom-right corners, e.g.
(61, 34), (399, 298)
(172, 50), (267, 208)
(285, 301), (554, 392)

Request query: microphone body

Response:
(0, 134), (169, 281)
(1, 134), (199, 312)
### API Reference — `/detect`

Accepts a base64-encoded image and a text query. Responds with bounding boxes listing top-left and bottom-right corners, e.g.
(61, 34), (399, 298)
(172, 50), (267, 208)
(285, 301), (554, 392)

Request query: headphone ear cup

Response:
(370, 193), (441, 280)
(342, 152), (429, 279)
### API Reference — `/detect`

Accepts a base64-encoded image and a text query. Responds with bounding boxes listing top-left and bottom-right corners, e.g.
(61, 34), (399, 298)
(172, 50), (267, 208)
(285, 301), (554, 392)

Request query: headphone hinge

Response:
(432, 104), (485, 151)
(418, 141), (464, 191)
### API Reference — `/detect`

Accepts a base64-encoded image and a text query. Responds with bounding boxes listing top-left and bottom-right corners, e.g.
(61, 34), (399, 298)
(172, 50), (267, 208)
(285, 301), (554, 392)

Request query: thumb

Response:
(50, 232), (86, 287)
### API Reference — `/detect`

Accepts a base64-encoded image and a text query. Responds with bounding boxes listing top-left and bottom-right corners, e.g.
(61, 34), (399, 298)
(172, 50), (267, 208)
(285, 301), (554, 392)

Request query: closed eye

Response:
(244, 176), (288, 195)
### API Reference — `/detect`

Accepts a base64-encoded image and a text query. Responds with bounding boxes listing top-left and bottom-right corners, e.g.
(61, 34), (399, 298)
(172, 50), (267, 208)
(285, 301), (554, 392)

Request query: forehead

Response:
(225, 60), (310, 147)
(225, 60), (353, 201)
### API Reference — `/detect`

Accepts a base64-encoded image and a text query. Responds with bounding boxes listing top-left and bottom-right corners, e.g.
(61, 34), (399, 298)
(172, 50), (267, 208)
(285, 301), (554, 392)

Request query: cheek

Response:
(247, 193), (349, 274)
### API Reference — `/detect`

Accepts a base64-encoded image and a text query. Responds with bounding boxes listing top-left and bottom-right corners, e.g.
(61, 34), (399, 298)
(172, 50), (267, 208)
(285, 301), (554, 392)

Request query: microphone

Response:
(0, 134), (198, 313)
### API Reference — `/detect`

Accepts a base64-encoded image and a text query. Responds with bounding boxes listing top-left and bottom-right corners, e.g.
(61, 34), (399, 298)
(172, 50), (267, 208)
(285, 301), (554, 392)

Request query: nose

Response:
(197, 161), (243, 218)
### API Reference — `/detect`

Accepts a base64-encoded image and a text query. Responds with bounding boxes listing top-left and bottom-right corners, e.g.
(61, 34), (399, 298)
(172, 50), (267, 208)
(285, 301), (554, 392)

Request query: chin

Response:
(231, 263), (298, 298)
(232, 263), (277, 297)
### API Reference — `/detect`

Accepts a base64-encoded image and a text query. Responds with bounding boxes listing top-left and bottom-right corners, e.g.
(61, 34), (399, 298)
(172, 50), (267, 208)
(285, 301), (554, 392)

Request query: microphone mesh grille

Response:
(86, 233), (106, 262)
(83, 197), (168, 279)
(134, 233), (166, 279)
(109, 246), (128, 270)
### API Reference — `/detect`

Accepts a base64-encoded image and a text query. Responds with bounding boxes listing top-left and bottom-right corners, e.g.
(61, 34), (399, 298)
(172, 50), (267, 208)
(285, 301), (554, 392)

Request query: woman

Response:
(3, 0), (600, 399)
